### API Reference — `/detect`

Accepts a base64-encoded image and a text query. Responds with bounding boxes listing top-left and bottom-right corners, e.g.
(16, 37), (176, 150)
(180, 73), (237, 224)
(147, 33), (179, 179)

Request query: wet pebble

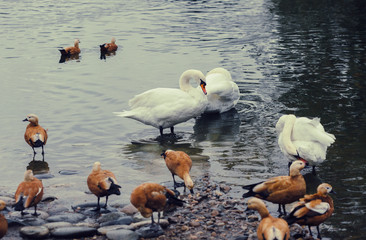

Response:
(98, 224), (131, 235)
(50, 226), (97, 238)
(106, 229), (139, 240)
(135, 224), (164, 238)
(120, 204), (138, 215)
(46, 213), (86, 223)
(98, 212), (126, 223)
(43, 221), (72, 230)
(20, 226), (49, 239)
(99, 216), (134, 227)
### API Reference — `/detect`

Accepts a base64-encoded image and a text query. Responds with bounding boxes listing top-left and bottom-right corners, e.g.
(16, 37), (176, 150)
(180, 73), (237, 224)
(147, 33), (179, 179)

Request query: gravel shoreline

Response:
(0, 172), (310, 240)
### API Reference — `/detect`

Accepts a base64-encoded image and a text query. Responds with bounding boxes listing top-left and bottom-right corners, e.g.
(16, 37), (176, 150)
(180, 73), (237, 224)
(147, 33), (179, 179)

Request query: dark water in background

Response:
(1, 0), (365, 239)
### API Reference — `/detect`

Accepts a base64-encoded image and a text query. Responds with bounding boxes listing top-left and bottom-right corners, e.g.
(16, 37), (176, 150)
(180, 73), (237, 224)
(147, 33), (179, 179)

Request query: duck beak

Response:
(23, 118), (28, 122)
(200, 80), (207, 95)
(161, 151), (166, 158)
(190, 188), (194, 194)
(330, 189), (336, 194)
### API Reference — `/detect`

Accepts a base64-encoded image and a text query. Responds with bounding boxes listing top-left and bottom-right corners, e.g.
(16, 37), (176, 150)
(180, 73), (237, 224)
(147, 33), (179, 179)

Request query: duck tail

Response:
(284, 205), (303, 225)
(59, 49), (69, 56)
(242, 181), (263, 198)
(107, 178), (121, 196)
(13, 196), (25, 212)
(165, 191), (185, 207)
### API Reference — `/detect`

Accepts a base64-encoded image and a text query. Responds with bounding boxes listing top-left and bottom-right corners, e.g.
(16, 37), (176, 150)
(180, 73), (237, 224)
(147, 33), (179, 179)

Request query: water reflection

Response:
(59, 54), (80, 63)
(192, 109), (241, 143)
(271, 0), (366, 238)
(26, 160), (49, 175)
(100, 50), (117, 60)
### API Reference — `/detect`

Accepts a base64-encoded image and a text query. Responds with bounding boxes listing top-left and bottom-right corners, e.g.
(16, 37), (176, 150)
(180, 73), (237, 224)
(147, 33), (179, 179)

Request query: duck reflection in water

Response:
(27, 160), (50, 176)
(59, 54), (80, 63)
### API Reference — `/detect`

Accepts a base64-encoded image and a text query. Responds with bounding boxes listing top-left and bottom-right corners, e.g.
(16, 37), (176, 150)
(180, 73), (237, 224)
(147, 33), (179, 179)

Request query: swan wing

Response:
(293, 140), (327, 163)
(292, 117), (336, 146)
(115, 88), (206, 128)
(205, 73), (240, 113)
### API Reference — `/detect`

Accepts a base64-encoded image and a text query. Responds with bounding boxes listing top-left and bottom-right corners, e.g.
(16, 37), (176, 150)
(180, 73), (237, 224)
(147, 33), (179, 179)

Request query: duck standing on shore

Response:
(87, 162), (121, 211)
(242, 160), (307, 215)
(285, 183), (335, 239)
(246, 197), (290, 240)
(13, 170), (44, 216)
(161, 150), (194, 194)
(0, 200), (8, 238)
(23, 114), (48, 161)
(130, 183), (185, 225)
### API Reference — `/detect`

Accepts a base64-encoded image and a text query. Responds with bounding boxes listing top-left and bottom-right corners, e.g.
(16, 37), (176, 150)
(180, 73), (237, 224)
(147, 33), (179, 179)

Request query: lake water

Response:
(1, 0), (366, 239)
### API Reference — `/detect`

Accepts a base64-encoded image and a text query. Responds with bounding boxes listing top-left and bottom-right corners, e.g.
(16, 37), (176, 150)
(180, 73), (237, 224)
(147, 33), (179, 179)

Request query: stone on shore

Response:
(50, 226), (97, 238)
(43, 221), (73, 230)
(20, 226), (49, 239)
(46, 213), (86, 223)
(106, 229), (139, 240)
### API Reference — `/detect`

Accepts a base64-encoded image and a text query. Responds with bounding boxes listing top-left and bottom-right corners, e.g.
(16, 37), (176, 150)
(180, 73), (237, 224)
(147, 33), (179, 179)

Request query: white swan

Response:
(204, 67), (240, 113)
(114, 69), (208, 136)
(276, 114), (336, 167)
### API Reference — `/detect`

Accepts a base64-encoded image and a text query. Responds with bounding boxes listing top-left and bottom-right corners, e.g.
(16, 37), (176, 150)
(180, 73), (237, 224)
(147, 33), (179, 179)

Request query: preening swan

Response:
(205, 67), (240, 113)
(114, 69), (208, 136)
(276, 114), (335, 168)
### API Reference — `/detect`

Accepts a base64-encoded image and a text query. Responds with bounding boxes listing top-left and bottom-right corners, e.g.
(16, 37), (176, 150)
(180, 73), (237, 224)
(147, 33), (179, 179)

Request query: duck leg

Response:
(150, 214), (155, 226)
(172, 174), (177, 189)
(32, 147), (36, 160)
(170, 126), (175, 135)
(103, 196), (109, 208)
(277, 204), (287, 216)
(308, 226), (313, 238)
(159, 127), (164, 137)
(316, 226), (322, 239)
(93, 197), (101, 211)
(41, 145), (45, 161)
(32, 205), (40, 216)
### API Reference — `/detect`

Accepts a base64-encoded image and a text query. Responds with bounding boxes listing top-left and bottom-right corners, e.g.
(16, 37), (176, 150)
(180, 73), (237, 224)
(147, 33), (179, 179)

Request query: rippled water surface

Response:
(1, 0), (366, 239)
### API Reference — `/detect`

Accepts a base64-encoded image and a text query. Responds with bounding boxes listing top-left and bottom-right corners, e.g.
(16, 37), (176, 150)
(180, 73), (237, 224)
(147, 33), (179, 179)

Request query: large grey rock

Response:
(135, 224), (164, 238)
(44, 221), (72, 230)
(98, 224), (132, 235)
(20, 226), (49, 239)
(46, 213), (86, 223)
(50, 226), (97, 238)
(98, 212), (126, 223)
(100, 216), (134, 227)
(106, 229), (139, 240)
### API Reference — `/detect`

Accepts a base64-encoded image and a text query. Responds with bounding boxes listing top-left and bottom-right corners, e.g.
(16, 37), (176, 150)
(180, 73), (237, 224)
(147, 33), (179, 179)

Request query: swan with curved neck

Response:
(115, 69), (207, 136)
(204, 67), (240, 113)
(276, 114), (335, 168)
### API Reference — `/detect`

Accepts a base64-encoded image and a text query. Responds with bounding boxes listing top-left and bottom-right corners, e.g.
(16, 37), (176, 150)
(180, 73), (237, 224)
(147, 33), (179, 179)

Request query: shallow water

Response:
(1, 0), (366, 239)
